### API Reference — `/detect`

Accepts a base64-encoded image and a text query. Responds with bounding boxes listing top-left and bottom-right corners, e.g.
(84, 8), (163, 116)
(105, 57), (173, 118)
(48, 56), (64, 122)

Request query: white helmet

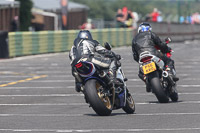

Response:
(138, 22), (152, 33)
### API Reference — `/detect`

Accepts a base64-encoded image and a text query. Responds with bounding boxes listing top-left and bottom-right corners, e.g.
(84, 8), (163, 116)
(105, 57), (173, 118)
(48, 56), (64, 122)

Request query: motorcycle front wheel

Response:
(84, 79), (112, 116)
(149, 71), (169, 103)
(170, 86), (178, 102)
(122, 90), (135, 114)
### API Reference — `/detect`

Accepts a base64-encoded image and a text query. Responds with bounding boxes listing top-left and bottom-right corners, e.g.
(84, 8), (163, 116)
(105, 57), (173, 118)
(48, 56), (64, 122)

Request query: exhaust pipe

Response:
(73, 72), (82, 82)
(162, 71), (169, 78)
(99, 71), (107, 78)
(99, 71), (113, 87)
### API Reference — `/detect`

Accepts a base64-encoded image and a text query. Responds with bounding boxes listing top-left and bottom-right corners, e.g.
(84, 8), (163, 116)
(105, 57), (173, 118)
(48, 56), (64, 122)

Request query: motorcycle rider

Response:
(69, 30), (122, 92)
(132, 22), (179, 91)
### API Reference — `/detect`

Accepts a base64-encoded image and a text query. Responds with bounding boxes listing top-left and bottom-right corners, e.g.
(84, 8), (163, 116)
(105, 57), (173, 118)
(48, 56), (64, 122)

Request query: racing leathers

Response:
(69, 38), (118, 92)
(132, 31), (179, 83)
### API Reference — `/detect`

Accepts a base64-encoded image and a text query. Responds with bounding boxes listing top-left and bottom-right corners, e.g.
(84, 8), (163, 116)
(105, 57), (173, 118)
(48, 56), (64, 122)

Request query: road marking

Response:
(0, 75), (47, 87)
(0, 71), (38, 76)
(0, 86), (72, 89)
(0, 52), (65, 62)
(0, 92), (200, 97)
(0, 94), (84, 97)
(182, 78), (200, 80)
(0, 101), (200, 106)
(0, 112), (200, 117)
(0, 80), (72, 83)
(0, 75), (71, 78)
(179, 85), (200, 87)
(0, 103), (87, 106)
(2, 83), (199, 88)
(0, 128), (200, 132)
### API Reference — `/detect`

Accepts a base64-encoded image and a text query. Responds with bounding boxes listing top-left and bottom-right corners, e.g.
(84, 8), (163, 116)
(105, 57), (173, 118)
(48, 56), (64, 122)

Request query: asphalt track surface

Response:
(0, 40), (200, 133)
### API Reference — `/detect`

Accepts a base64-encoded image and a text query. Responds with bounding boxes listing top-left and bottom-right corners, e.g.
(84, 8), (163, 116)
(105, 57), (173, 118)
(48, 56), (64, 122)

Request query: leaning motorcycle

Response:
(138, 38), (178, 103)
(72, 43), (135, 116)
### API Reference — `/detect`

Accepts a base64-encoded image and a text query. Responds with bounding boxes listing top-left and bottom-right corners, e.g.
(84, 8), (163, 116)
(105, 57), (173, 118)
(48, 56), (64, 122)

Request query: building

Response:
(0, 0), (20, 31)
(0, 0), (89, 31)
(32, 0), (89, 30)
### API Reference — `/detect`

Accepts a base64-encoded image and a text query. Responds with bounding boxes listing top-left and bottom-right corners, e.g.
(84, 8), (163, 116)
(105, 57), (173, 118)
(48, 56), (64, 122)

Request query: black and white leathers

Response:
(69, 38), (113, 68)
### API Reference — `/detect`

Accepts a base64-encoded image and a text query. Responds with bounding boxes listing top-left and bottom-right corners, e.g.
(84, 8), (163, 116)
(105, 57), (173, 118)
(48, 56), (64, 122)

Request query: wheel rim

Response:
(127, 95), (135, 109)
(96, 83), (112, 109)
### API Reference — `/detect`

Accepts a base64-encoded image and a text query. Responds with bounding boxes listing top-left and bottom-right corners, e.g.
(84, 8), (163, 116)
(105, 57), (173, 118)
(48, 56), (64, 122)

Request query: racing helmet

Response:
(77, 30), (93, 40)
(138, 22), (152, 33)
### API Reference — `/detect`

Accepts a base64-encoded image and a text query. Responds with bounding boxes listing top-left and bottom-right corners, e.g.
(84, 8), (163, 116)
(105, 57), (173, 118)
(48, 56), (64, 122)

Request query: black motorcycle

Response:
(138, 38), (178, 103)
(72, 43), (135, 116)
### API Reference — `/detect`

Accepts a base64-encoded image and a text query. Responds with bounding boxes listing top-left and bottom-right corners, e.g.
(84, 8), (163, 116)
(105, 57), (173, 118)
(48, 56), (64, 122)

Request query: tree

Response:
(16, 0), (33, 31)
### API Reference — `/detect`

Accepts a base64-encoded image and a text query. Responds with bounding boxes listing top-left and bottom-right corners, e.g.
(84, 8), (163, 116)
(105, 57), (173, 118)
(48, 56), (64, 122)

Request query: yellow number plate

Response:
(142, 62), (157, 74)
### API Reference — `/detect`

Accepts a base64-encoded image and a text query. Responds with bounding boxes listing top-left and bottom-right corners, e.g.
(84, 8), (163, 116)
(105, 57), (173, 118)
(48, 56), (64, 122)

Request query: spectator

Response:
(179, 16), (185, 23)
(124, 10), (134, 28)
(115, 7), (135, 28)
(132, 12), (139, 29)
(10, 16), (19, 31)
(144, 13), (151, 22)
(79, 19), (95, 30)
(122, 7), (133, 28)
(191, 12), (200, 24)
(184, 16), (191, 24)
(157, 11), (163, 22)
(116, 9), (126, 28)
(150, 8), (160, 22)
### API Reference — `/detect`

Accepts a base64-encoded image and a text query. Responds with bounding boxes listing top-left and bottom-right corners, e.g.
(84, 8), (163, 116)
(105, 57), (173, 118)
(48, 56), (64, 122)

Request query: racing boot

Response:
(166, 66), (179, 82)
(72, 70), (83, 92)
(138, 71), (151, 92)
(108, 61), (124, 87)
(109, 69), (124, 87)
(75, 82), (82, 92)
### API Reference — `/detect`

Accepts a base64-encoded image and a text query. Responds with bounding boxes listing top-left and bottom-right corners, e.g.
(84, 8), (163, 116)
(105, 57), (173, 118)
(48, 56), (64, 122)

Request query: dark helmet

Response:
(138, 22), (152, 33)
(77, 30), (93, 40)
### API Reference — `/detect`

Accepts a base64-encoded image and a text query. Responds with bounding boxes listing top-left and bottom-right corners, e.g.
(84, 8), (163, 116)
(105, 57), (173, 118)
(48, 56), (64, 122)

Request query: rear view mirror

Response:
(104, 42), (112, 50)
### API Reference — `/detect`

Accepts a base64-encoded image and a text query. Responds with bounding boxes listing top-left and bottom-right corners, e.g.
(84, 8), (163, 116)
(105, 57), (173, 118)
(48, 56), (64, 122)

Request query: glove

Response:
(104, 51), (114, 58)
(115, 54), (121, 60)
(166, 52), (172, 58)
(167, 47), (172, 53)
(133, 53), (139, 62)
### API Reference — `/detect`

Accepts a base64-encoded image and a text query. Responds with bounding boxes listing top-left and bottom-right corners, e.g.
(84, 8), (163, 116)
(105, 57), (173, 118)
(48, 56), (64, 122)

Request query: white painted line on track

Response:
(179, 85), (200, 87)
(0, 112), (200, 117)
(0, 92), (200, 97)
(0, 103), (87, 106)
(1, 84), (197, 88)
(0, 101), (200, 106)
(0, 76), (32, 78)
(182, 78), (200, 80)
(0, 80), (73, 83)
(0, 86), (71, 89)
(34, 71), (69, 74)
(0, 53), (66, 62)
(0, 128), (200, 132)
(0, 75), (72, 78)
(0, 94), (84, 97)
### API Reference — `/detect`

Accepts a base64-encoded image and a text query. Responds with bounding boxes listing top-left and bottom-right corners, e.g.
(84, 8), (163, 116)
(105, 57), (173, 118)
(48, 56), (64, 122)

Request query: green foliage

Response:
(16, 0), (33, 31)
(70, 0), (200, 22)
(71, 0), (115, 20)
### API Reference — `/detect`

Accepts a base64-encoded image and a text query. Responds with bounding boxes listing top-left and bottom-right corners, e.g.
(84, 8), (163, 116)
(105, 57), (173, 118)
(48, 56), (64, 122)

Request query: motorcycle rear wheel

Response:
(84, 79), (112, 116)
(149, 71), (169, 103)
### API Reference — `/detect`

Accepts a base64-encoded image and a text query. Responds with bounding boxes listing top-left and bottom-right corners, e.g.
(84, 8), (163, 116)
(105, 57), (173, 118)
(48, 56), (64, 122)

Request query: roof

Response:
(32, 0), (89, 11)
(0, 0), (19, 8)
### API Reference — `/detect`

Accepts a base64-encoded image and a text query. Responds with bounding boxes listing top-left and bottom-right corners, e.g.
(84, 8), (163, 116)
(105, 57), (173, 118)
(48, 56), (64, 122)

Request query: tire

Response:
(84, 79), (112, 116)
(149, 71), (169, 103)
(122, 91), (135, 114)
(170, 86), (178, 102)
